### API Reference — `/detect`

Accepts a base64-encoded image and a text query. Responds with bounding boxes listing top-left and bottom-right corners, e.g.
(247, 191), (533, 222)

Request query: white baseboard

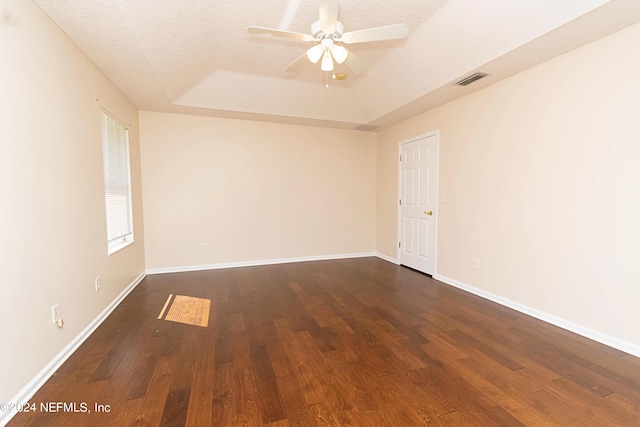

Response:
(375, 252), (400, 264)
(0, 271), (146, 427)
(434, 273), (640, 358)
(146, 252), (377, 275)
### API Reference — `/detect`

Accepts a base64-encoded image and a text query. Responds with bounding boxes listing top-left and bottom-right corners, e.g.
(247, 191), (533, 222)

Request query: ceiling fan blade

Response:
(341, 23), (408, 44)
(319, 0), (340, 34)
(285, 52), (309, 72)
(247, 26), (315, 42)
(343, 50), (366, 74)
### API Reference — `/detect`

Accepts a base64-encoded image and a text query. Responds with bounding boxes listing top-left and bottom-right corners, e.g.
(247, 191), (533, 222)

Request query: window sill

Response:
(108, 239), (134, 255)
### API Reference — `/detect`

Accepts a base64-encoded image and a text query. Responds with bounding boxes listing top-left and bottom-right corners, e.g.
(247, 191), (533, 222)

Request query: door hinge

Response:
(399, 242), (401, 248)
(399, 199), (402, 205)
(400, 155), (402, 161)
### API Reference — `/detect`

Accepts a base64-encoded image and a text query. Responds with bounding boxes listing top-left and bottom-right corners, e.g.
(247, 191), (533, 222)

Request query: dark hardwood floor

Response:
(9, 258), (640, 426)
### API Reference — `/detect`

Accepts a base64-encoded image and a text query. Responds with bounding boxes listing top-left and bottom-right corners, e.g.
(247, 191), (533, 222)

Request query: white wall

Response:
(0, 0), (146, 406)
(139, 111), (377, 271)
(377, 24), (640, 351)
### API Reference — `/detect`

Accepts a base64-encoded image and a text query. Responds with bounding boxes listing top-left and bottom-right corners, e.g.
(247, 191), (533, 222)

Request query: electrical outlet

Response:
(472, 258), (480, 270)
(95, 277), (101, 292)
(202, 243), (208, 251)
(52, 304), (60, 323)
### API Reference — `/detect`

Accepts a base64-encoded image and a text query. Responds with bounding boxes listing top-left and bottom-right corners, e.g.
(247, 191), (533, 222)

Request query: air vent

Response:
(355, 124), (380, 132)
(456, 72), (488, 86)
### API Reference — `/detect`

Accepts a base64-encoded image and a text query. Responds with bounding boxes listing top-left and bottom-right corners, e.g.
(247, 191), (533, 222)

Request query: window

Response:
(101, 109), (133, 254)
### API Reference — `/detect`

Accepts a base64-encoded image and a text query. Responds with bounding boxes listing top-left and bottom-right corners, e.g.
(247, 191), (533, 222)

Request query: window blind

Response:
(101, 111), (133, 249)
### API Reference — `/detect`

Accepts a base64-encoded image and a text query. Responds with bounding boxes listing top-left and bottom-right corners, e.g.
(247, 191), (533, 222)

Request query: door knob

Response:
(424, 210), (433, 216)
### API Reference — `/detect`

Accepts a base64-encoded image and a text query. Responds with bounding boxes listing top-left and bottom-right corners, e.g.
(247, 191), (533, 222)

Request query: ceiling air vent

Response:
(456, 72), (488, 86)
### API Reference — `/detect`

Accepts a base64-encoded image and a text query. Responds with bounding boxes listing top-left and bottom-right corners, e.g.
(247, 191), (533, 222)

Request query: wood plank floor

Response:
(9, 258), (640, 426)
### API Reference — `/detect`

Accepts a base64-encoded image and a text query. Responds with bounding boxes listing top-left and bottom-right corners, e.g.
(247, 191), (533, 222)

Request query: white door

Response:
(399, 134), (438, 274)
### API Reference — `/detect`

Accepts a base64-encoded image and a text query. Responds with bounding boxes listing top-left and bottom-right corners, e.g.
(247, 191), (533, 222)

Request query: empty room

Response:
(2, 0), (640, 425)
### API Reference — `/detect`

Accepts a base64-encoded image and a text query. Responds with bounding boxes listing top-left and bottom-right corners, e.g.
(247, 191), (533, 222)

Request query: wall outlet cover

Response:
(52, 304), (60, 323)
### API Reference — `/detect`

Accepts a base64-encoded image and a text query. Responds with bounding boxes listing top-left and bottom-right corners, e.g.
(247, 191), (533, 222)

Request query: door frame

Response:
(396, 130), (440, 274)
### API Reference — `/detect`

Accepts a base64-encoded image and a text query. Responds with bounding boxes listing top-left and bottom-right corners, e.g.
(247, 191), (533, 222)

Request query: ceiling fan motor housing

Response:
(311, 20), (344, 38)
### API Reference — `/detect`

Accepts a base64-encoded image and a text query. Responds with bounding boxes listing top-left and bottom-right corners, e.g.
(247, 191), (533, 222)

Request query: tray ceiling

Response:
(33, 0), (640, 130)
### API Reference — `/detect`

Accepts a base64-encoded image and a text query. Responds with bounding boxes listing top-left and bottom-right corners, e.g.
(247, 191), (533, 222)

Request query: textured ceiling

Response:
(33, 0), (640, 130)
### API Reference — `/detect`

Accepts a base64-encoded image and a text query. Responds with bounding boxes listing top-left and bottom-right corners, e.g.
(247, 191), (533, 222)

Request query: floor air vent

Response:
(456, 72), (488, 86)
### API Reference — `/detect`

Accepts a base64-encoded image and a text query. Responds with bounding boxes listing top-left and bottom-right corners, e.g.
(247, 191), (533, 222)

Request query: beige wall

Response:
(139, 112), (376, 270)
(0, 0), (145, 404)
(377, 24), (640, 348)
(4, 0), (639, 409)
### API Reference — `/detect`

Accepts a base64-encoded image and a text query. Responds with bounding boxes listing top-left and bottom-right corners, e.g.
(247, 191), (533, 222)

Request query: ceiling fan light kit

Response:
(247, 0), (408, 79)
(330, 45), (348, 64)
(321, 50), (334, 71)
(306, 44), (324, 63)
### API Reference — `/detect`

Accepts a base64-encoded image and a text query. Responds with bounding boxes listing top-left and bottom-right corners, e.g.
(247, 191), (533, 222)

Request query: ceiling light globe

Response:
(321, 51), (334, 71)
(331, 45), (348, 64)
(306, 44), (324, 64)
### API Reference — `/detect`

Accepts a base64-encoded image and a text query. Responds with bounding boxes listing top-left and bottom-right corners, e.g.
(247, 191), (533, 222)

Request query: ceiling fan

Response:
(247, 0), (408, 75)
